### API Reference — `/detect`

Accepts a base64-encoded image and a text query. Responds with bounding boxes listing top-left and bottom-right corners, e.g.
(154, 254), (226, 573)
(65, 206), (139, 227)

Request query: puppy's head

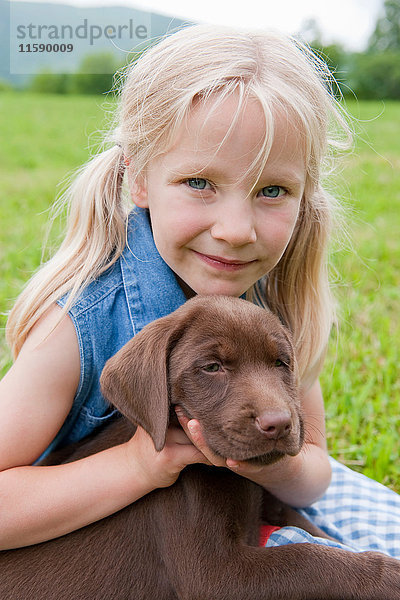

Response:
(100, 296), (303, 464)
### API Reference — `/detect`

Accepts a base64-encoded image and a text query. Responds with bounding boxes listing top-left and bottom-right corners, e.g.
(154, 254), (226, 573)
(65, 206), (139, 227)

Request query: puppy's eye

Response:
(275, 359), (286, 367)
(202, 363), (221, 373)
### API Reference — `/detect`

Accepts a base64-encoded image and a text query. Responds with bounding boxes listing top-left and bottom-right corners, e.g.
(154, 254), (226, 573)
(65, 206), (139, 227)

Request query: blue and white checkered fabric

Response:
(264, 457), (400, 559)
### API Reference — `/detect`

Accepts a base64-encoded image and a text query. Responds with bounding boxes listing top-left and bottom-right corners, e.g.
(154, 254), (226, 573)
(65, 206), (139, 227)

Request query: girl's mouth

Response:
(193, 251), (256, 272)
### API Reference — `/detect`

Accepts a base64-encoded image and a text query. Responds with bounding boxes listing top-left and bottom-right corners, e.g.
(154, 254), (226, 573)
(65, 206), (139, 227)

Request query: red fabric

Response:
(259, 524), (281, 546)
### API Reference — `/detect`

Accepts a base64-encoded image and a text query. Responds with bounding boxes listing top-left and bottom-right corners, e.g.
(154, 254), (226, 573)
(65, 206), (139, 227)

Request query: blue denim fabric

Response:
(38, 207), (186, 460)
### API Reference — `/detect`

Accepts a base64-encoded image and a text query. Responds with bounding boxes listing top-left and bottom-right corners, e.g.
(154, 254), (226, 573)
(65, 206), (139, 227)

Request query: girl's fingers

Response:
(175, 409), (204, 448)
(187, 421), (226, 467)
(174, 408), (265, 475)
(165, 425), (192, 445)
(174, 408), (191, 437)
(175, 408), (227, 467)
(163, 423), (212, 468)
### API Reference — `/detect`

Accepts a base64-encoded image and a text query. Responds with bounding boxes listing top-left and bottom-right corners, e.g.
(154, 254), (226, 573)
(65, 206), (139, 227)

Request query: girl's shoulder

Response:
(37, 259), (134, 459)
(58, 260), (125, 318)
(56, 207), (156, 320)
(57, 255), (135, 375)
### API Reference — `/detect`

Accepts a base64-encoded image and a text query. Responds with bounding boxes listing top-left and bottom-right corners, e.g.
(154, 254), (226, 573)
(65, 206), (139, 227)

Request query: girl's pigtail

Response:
(7, 145), (128, 357)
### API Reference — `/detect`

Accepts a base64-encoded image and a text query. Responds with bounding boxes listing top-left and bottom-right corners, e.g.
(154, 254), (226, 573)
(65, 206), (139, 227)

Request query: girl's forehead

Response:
(158, 93), (306, 182)
(181, 93), (266, 150)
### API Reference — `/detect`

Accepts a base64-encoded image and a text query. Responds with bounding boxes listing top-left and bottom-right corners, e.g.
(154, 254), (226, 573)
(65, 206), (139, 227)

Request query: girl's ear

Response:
(100, 310), (189, 451)
(127, 169), (148, 208)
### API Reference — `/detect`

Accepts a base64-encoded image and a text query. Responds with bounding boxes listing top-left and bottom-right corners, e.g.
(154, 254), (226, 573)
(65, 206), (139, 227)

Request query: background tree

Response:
(22, 3), (400, 100)
(347, 51), (400, 99)
(298, 18), (350, 98)
(368, 0), (400, 53)
(69, 52), (121, 95)
(348, 0), (400, 99)
(30, 70), (71, 94)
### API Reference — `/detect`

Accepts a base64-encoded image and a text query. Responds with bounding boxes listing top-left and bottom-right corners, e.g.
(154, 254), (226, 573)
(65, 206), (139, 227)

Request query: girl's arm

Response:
(0, 305), (205, 550)
(177, 380), (331, 508)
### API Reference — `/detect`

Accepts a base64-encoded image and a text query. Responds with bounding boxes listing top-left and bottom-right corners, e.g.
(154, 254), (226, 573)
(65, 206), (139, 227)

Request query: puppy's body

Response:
(1, 297), (399, 600)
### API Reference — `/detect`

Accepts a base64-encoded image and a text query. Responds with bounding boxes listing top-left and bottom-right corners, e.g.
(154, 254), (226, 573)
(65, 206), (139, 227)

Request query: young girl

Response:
(1, 24), (399, 555)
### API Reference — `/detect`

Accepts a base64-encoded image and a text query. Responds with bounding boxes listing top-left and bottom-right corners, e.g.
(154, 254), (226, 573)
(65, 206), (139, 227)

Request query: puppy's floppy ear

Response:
(100, 310), (189, 451)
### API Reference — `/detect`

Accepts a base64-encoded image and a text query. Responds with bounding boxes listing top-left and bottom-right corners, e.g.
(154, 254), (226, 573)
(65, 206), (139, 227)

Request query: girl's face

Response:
(131, 94), (306, 298)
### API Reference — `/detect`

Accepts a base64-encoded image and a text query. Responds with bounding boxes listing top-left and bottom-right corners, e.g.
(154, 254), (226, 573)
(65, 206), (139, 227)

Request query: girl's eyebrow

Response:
(259, 162), (307, 185)
(168, 160), (306, 186)
(168, 163), (222, 179)
(260, 170), (306, 186)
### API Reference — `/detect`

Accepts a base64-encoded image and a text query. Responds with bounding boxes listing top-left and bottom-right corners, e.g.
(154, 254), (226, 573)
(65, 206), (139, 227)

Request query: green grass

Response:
(0, 91), (108, 372)
(321, 100), (400, 490)
(0, 92), (399, 491)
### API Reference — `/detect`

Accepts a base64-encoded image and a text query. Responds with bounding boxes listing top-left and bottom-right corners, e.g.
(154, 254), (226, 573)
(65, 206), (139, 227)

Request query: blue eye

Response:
(186, 178), (209, 190)
(261, 186), (285, 198)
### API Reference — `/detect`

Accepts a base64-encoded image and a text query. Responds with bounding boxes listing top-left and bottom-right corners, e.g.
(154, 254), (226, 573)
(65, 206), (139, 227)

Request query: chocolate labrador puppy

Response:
(1, 296), (399, 599)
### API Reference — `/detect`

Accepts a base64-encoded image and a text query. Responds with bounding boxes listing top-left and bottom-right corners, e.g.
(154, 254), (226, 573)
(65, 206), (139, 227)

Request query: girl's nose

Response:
(210, 201), (257, 247)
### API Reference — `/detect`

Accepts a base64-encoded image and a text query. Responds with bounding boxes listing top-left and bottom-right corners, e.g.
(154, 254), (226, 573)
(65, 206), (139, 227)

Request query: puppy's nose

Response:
(255, 411), (292, 440)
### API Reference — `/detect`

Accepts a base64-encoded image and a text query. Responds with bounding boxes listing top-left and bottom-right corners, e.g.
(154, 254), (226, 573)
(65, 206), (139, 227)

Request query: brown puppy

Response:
(0, 296), (399, 600)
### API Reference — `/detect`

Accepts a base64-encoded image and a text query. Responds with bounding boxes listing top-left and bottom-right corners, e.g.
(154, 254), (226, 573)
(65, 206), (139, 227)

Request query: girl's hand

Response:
(175, 403), (332, 508)
(175, 407), (268, 481)
(124, 422), (212, 491)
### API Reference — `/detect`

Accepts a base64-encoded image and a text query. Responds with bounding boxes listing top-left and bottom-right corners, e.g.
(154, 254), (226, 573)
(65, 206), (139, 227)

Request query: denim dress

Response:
(39, 206), (400, 559)
(40, 206), (186, 458)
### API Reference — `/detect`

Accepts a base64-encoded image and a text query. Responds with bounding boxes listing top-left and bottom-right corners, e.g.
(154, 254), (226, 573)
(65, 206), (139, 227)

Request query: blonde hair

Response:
(7, 24), (352, 386)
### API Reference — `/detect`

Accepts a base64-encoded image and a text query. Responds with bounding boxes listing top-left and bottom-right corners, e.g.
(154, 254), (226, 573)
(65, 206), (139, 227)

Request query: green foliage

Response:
(368, 0), (400, 52)
(343, 0), (400, 100)
(309, 43), (350, 97)
(306, 0), (400, 100)
(308, 40), (400, 100)
(30, 70), (71, 94)
(0, 79), (14, 92)
(0, 94), (399, 491)
(29, 52), (121, 95)
(23, 6), (400, 101)
(347, 51), (400, 100)
(314, 44), (347, 75)
(68, 52), (120, 95)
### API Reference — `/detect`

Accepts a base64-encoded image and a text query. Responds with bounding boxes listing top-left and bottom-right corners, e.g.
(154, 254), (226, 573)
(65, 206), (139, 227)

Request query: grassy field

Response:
(0, 92), (399, 491)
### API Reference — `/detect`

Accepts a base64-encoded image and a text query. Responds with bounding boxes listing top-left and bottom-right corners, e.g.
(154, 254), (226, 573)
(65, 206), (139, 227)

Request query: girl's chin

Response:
(174, 269), (254, 299)
(187, 283), (250, 298)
